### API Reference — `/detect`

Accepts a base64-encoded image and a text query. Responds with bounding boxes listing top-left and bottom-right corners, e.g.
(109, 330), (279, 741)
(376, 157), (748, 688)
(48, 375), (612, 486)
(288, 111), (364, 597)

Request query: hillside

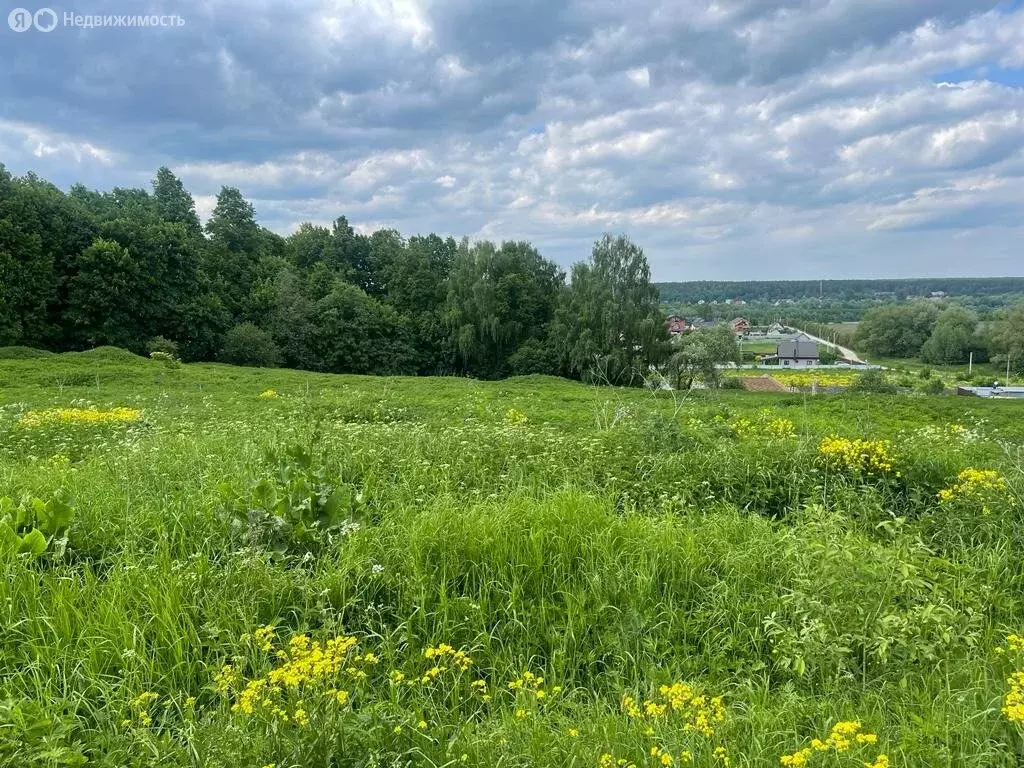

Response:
(2, 353), (1024, 766)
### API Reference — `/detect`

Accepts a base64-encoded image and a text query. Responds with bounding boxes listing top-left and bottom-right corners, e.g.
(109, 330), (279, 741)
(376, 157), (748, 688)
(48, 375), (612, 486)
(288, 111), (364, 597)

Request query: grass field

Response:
(2, 349), (1024, 767)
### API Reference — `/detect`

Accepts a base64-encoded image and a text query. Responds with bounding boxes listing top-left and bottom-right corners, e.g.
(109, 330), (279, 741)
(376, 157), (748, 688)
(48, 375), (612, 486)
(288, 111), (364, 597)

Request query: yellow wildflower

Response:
(19, 406), (141, 428)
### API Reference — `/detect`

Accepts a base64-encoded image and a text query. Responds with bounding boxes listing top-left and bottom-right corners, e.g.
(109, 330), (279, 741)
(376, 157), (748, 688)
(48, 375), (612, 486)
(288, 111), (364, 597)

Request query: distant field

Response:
(2, 351), (1024, 767)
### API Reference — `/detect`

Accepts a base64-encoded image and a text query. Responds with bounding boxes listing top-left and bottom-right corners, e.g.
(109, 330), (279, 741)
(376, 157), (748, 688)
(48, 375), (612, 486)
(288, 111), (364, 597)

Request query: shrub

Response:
(922, 377), (945, 395)
(508, 339), (559, 376)
(146, 336), (180, 357)
(220, 323), (282, 368)
(218, 445), (363, 556)
(849, 369), (897, 394)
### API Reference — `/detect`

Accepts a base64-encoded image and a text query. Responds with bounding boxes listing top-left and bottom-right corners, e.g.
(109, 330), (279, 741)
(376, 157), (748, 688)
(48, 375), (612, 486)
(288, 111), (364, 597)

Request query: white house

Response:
(776, 339), (820, 368)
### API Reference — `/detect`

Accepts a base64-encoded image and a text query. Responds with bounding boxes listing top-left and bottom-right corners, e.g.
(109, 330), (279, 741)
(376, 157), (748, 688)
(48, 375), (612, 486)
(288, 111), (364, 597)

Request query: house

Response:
(666, 315), (689, 335)
(775, 339), (819, 368)
(730, 317), (750, 335)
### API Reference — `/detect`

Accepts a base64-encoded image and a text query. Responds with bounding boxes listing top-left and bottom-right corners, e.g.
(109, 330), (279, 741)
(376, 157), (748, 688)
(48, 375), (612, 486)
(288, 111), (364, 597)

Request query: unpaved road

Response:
(791, 328), (866, 364)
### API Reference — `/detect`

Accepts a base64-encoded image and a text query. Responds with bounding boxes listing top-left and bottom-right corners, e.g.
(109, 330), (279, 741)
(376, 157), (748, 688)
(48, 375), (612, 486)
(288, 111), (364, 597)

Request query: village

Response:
(665, 314), (861, 367)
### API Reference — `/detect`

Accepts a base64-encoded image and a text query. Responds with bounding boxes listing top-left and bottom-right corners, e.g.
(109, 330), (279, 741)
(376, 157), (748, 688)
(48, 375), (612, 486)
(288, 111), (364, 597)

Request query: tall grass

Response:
(0, 353), (1023, 766)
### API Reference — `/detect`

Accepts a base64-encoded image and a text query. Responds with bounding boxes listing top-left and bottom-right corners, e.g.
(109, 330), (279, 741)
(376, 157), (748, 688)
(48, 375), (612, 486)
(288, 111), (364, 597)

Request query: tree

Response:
(99, 216), (203, 343)
(553, 234), (669, 385)
(989, 300), (1024, 373)
(0, 165), (53, 345)
(4, 172), (97, 348)
(855, 303), (940, 358)
(220, 322), (282, 367)
(508, 339), (559, 376)
(818, 347), (838, 365)
(205, 187), (262, 316)
(287, 223), (338, 271)
(267, 268), (321, 370)
(312, 282), (417, 375)
(666, 326), (739, 389)
(920, 306), (986, 365)
(65, 238), (141, 349)
(385, 234), (456, 313)
(445, 240), (563, 378)
(177, 291), (231, 361)
(152, 167), (201, 235)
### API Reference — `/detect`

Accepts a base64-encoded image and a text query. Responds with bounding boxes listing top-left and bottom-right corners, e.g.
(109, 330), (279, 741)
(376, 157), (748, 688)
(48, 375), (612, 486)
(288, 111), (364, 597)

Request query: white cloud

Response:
(627, 66), (651, 88)
(1, 0), (1022, 278)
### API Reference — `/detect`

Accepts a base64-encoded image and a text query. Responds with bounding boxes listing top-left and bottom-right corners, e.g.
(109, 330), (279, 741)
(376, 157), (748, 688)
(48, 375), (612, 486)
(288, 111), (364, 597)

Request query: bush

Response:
(849, 369), (897, 394)
(68, 346), (140, 362)
(220, 323), (282, 368)
(922, 377), (945, 395)
(508, 339), (559, 376)
(146, 336), (180, 357)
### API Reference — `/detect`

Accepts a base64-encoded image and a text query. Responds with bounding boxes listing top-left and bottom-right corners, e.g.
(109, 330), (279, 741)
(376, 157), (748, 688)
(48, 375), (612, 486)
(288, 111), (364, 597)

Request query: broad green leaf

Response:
(42, 496), (75, 536)
(18, 528), (48, 558)
(0, 522), (20, 552)
(252, 478), (277, 510)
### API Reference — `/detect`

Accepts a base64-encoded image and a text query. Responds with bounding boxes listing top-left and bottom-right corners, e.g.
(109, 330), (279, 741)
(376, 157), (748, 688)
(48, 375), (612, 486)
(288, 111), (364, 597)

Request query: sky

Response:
(1, 1), (1023, 280)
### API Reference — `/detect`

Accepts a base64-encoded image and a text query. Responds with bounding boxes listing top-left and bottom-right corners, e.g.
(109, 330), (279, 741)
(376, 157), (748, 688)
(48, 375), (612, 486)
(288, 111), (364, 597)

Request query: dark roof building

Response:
(776, 339), (819, 367)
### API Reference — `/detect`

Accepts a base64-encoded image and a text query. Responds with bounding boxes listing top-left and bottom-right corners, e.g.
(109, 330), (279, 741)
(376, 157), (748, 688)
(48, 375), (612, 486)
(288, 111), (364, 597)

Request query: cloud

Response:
(0, 0), (1021, 278)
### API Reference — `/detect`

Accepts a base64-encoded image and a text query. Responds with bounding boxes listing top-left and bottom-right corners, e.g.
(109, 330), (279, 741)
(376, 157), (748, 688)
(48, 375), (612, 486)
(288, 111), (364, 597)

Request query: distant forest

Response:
(657, 278), (1024, 304)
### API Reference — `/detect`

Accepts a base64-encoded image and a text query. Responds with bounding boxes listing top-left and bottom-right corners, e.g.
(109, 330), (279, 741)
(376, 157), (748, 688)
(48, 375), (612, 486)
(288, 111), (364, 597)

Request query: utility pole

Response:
(968, 351), (973, 376)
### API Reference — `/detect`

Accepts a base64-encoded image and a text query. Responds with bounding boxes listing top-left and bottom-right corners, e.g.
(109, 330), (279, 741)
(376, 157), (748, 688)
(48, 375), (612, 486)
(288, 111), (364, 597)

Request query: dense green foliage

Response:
(659, 280), (1024, 329)
(0, 165), (667, 384)
(1, 355), (1024, 767)
(856, 303), (942, 358)
(854, 301), (1022, 371)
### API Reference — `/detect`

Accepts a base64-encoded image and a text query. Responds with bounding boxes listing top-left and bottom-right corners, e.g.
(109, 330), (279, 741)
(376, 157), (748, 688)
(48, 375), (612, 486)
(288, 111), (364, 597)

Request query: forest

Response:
(0, 166), (668, 384)
(658, 278), (1024, 304)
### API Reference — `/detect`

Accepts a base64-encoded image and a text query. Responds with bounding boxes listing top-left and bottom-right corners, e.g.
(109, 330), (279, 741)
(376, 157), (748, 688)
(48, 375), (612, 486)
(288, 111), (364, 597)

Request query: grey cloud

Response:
(0, 0), (1021, 278)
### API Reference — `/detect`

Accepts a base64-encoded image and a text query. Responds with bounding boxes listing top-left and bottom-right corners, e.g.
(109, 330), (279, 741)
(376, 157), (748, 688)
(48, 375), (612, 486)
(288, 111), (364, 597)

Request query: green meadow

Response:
(2, 348), (1024, 767)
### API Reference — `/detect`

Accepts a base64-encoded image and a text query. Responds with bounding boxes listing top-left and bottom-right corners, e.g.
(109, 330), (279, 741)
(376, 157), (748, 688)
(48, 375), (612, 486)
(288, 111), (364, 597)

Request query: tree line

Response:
(659, 278), (1024, 304)
(855, 301), (1024, 371)
(0, 165), (672, 384)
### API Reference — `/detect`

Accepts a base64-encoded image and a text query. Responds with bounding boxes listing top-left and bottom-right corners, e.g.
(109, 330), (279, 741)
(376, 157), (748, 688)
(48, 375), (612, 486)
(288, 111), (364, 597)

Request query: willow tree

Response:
(445, 239), (563, 379)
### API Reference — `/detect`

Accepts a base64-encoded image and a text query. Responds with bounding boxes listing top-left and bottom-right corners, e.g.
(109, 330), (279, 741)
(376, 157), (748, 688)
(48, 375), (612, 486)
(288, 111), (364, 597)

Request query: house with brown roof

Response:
(666, 315), (689, 335)
(731, 317), (750, 335)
